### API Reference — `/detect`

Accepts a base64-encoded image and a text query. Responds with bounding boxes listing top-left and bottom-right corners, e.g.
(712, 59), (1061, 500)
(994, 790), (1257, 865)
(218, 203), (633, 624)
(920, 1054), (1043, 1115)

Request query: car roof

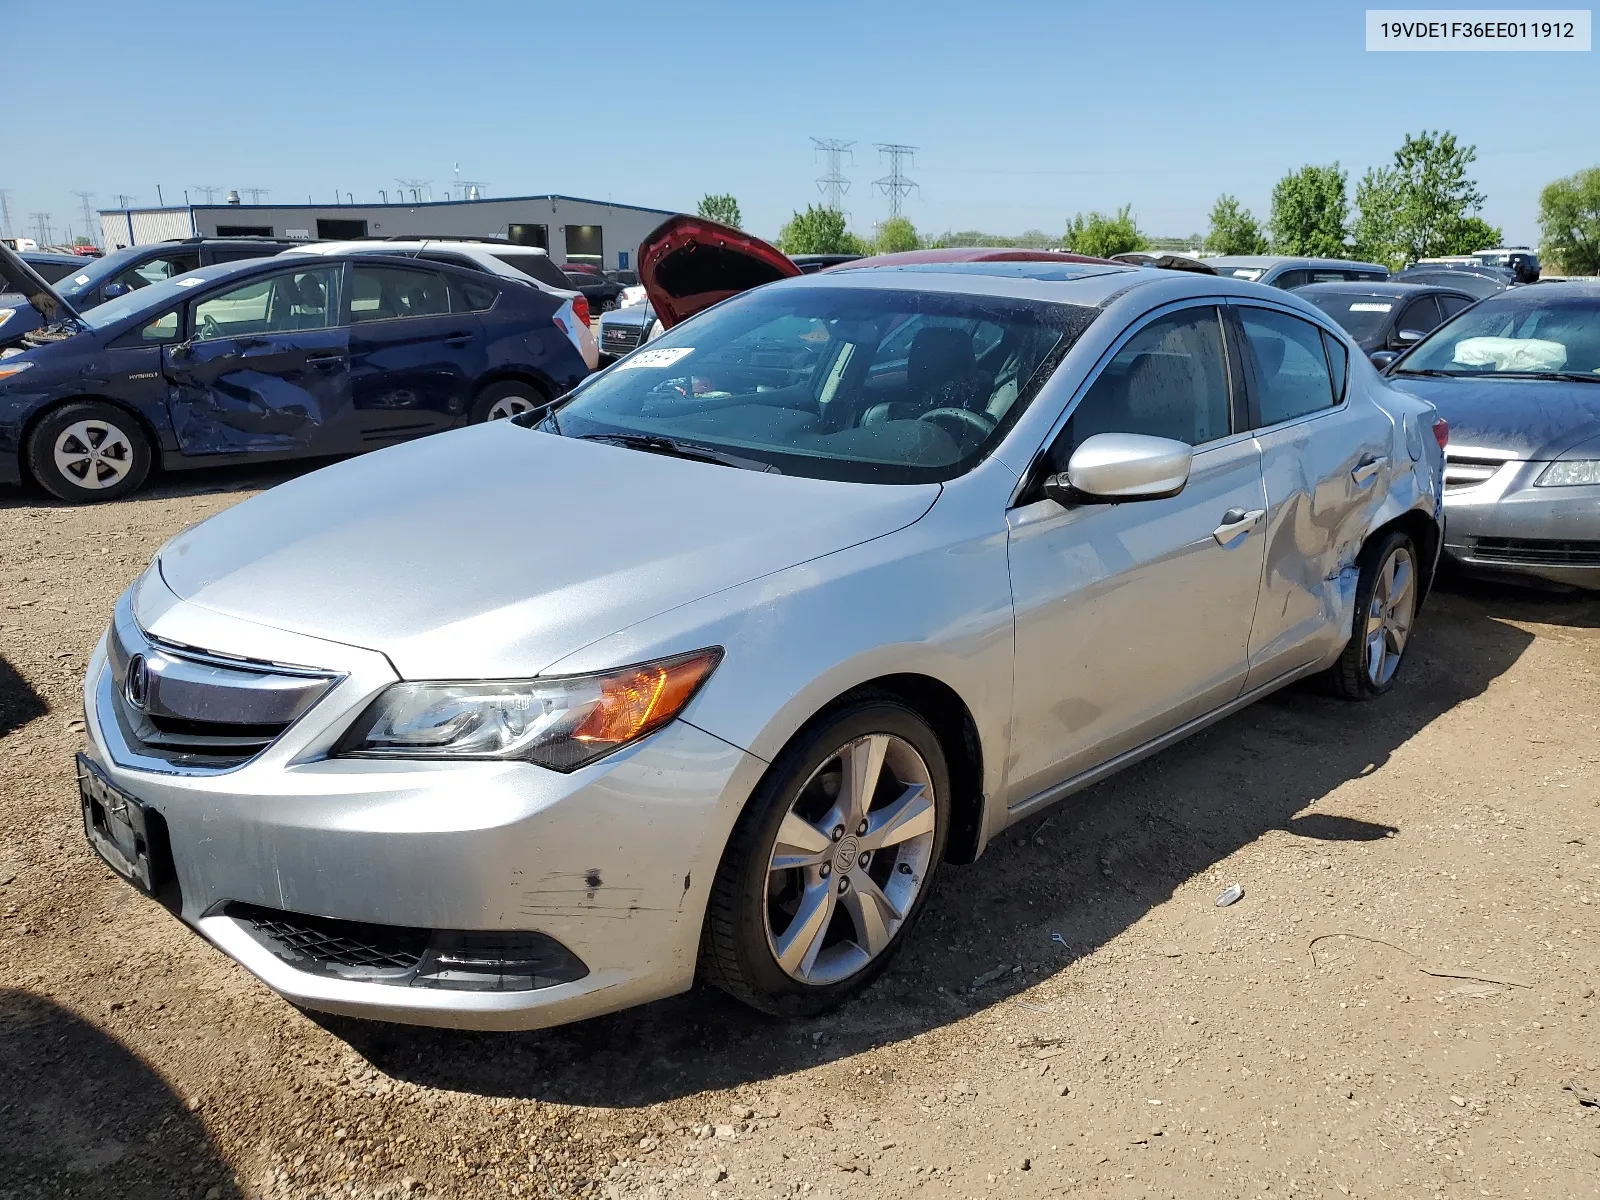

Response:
(1293, 280), (1467, 298)
(1206, 254), (1388, 271)
(21, 251), (83, 265)
(290, 239), (546, 255)
(840, 247), (1117, 269)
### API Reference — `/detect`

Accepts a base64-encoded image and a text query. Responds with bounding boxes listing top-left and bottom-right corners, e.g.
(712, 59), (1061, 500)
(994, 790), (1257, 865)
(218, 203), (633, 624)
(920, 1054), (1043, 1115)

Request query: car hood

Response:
(638, 216), (801, 330)
(1388, 374), (1600, 459)
(0, 241), (77, 323)
(156, 423), (939, 679)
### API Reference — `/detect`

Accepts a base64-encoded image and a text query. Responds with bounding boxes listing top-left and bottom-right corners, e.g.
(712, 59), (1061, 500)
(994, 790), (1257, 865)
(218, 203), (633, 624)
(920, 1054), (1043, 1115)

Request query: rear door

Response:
(163, 264), (354, 457)
(1234, 303), (1392, 688)
(345, 262), (486, 440)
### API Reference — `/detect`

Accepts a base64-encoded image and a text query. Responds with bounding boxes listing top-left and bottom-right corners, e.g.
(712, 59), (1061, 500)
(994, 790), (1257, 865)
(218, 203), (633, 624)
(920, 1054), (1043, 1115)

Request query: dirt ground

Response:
(2, 462), (1597, 1200)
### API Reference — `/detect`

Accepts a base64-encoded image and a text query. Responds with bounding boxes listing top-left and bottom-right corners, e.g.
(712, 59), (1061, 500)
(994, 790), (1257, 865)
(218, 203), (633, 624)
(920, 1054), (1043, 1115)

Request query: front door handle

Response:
(443, 332), (473, 346)
(305, 351), (347, 366)
(1212, 507), (1265, 546)
(1352, 453), (1387, 485)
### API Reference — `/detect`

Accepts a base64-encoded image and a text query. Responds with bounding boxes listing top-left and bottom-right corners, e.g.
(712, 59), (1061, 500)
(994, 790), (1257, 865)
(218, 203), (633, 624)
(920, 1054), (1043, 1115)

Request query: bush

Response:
(1062, 205), (1147, 258)
(1538, 167), (1600, 276)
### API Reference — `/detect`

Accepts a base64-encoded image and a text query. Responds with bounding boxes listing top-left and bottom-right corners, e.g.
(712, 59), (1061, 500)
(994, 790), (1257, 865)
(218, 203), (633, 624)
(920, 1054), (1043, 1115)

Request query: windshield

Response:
(74, 264), (235, 330)
(53, 245), (160, 303)
(1398, 291), (1600, 376)
(1210, 265), (1265, 282)
(546, 285), (1091, 483)
(1301, 292), (1395, 340)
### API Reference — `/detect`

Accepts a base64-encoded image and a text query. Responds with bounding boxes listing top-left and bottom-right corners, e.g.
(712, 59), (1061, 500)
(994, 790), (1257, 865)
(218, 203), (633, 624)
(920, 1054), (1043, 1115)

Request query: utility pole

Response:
(811, 138), (854, 213)
(29, 212), (52, 245)
(72, 191), (96, 245)
(873, 143), (920, 221)
(241, 188), (270, 204)
(0, 189), (13, 237)
(192, 184), (224, 203)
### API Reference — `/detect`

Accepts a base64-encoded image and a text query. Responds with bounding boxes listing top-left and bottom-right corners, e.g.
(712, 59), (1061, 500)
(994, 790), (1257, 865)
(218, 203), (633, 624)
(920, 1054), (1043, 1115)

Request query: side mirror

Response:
(167, 341), (193, 362)
(1369, 349), (1400, 371)
(1045, 432), (1193, 504)
(1396, 328), (1425, 343)
(101, 282), (129, 300)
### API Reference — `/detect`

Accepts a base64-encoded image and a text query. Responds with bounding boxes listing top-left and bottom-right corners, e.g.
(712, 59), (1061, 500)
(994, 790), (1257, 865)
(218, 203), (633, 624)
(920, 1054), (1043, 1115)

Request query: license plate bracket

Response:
(78, 753), (168, 894)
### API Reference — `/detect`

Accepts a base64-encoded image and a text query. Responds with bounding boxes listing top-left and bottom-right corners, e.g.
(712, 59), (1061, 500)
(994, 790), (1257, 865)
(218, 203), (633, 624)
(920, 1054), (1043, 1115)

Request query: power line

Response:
(240, 188), (270, 204)
(28, 212), (53, 245)
(873, 143), (920, 221)
(192, 184), (225, 203)
(811, 137), (854, 213)
(71, 191), (96, 245)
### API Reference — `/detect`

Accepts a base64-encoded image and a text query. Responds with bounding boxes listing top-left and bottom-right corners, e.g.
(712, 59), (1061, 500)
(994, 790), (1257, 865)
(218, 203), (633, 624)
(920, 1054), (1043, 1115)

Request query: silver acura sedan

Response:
(78, 257), (1446, 1030)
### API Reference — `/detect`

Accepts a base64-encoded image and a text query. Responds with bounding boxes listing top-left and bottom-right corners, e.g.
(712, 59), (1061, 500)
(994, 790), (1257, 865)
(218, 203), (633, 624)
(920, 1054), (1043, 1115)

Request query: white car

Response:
(286, 239), (598, 371)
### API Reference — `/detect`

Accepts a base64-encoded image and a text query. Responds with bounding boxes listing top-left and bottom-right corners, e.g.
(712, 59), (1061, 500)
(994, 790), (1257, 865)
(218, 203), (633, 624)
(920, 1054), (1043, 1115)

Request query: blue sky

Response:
(6, 0), (1596, 246)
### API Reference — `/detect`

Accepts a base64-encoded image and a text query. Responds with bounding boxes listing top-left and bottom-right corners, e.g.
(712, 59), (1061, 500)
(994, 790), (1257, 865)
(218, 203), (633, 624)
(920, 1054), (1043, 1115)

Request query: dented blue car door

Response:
(163, 264), (357, 457)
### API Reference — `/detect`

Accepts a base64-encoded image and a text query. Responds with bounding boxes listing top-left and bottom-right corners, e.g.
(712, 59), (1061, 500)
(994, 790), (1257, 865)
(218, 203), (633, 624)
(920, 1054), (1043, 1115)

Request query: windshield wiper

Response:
(1486, 371), (1600, 384)
(577, 433), (780, 473)
(1392, 367), (1469, 377)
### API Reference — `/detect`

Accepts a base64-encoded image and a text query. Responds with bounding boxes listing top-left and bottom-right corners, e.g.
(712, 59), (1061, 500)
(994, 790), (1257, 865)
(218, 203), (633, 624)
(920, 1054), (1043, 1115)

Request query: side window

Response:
(1397, 295), (1442, 335)
(191, 267), (336, 341)
(111, 253), (199, 294)
(109, 309), (180, 348)
(1239, 307), (1336, 425)
(1055, 306), (1233, 462)
(349, 265), (451, 322)
(1437, 294), (1472, 318)
(1274, 269), (1309, 290)
(449, 276), (498, 312)
(1321, 330), (1349, 403)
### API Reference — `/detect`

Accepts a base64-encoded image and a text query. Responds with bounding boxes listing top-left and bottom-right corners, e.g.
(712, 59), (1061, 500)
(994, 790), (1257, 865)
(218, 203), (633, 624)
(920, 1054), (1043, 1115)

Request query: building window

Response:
(508, 223), (548, 249)
(566, 224), (603, 265)
(215, 224), (275, 237)
(316, 218), (368, 240)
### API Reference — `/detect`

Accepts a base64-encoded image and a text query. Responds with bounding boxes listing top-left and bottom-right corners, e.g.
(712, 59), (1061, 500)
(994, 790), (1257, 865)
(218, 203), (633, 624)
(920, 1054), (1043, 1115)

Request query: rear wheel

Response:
(469, 380), (549, 424)
(700, 697), (949, 1017)
(1327, 529), (1418, 699)
(26, 401), (152, 503)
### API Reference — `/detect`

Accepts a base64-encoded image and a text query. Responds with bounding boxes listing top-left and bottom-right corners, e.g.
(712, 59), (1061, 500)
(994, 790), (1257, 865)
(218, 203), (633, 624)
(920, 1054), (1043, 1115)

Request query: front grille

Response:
(1468, 537), (1600, 566)
(602, 325), (641, 351)
(1444, 452), (1513, 492)
(225, 903), (590, 992)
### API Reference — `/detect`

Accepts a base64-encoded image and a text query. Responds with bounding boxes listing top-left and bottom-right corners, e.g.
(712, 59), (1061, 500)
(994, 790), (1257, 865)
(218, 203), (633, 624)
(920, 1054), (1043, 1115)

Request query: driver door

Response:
(164, 266), (356, 457)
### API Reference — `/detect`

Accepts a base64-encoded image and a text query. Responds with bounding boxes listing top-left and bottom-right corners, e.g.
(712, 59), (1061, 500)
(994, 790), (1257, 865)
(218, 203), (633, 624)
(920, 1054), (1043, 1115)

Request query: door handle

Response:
(1212, 507), (1264, 546)
(1352, 453), (1387, 485)
(305, 351), (347, 365)
(443, 332), (473, 346)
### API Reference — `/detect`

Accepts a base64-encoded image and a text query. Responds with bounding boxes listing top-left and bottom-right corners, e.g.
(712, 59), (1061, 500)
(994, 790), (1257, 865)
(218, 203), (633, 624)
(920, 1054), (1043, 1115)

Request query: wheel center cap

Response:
(833, 835), (860, 873)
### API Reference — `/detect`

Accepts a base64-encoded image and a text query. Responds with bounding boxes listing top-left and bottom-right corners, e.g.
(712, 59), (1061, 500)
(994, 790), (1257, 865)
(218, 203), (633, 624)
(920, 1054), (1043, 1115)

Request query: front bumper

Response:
(1442, 459), (1600, 589)
(81, 582), (765, 1030)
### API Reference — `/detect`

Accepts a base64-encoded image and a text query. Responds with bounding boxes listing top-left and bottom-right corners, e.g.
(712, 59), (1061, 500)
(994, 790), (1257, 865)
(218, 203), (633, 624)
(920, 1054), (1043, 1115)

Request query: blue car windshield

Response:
(547, 284), (1095, 483)
(73, 264), (239, 330)
(52, 246), (159, 303)
(1398, 291), (1600, 376)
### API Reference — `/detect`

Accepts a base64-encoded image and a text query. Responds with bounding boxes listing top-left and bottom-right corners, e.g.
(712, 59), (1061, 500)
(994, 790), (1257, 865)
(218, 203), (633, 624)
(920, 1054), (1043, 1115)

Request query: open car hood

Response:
(638, 216), (801, 330)
(0, 242), (78, 323)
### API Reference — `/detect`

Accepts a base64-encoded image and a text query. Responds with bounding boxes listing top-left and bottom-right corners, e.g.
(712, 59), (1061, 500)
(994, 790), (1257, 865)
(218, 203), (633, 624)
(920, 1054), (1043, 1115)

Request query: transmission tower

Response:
(811, 137), (854, 213)
(396, 177), (431, 203)
(873, 144), (920, 220)
(0, 190), (13, 237)
(29, 212), (53, 245)
(112, 193), (136, 209)
(240, 188), (270, 204)
(192, 184), (225, 203)
(454, 179), (489, 201)
(72, 191), (96, 244)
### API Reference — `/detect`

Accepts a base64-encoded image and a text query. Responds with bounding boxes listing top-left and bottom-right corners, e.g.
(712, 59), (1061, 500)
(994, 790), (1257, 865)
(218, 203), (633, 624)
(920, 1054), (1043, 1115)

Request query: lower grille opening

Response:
(1469, 537), (1600, 567)
(224, 903), (589, 992)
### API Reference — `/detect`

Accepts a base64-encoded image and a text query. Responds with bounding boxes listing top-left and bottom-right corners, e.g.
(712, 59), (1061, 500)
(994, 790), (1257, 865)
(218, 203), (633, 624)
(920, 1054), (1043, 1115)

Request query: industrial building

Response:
(97, 193), (683, 272)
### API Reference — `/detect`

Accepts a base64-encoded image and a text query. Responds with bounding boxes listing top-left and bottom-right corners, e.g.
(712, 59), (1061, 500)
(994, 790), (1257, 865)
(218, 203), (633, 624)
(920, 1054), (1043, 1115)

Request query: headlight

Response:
(335, 649), (722, 771)
(0, 359), (34, 380)
(1536, 459), (1600, 487)
(0, 307), (14, 327)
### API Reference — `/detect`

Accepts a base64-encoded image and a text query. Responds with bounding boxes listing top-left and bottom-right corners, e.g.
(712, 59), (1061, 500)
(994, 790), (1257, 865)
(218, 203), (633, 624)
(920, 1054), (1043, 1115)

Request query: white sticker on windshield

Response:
(74, 274), (91, 285)
(1349, 302), (1392, 312)
(615, 346), (694, 370)
(174, 277), (204, 288)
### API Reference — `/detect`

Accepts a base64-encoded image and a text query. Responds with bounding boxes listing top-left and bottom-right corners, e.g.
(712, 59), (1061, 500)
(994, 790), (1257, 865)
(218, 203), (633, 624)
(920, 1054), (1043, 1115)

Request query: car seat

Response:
(862, 327), (989, 426)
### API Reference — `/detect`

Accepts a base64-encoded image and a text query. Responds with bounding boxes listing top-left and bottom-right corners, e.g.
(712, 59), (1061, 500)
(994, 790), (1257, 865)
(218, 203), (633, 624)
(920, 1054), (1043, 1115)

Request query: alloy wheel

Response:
(764, 733), (937, 986)
(485, 395), (539, 420)
(1364, 544), (1415, 687)
(53, 419), (135, 490)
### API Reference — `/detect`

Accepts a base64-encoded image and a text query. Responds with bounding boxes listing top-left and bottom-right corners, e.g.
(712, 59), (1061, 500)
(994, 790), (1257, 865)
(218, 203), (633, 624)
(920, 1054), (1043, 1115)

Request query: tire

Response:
(599, 297), (617, 313)
(469, 380), (549, 424)
(700, 696), (950, 1018)
(1326, 529), (1419, 700)
(26, 400), (152, 503)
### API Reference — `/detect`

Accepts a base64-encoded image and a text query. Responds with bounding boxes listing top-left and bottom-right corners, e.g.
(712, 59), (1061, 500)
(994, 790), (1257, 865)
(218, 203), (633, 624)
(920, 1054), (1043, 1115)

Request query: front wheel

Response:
(699, 697), (950, 1017)
(1327, 529), (1419, 699)
(469, 380), (549, 423)
(26, 400), (153, 503)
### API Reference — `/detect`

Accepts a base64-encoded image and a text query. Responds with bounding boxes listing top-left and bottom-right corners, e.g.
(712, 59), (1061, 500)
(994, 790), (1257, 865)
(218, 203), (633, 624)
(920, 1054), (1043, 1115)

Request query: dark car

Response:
(1295, 281), (1477, 359)
(789, 253), (866, 273)
(53, 237), (303, 311)
(561, 268), (625, 312)
(0, 245), (588, 503)
(21, 251), (86, 284)
(1383, 282), (1600, 590)
(1391, 264), (1515, 299)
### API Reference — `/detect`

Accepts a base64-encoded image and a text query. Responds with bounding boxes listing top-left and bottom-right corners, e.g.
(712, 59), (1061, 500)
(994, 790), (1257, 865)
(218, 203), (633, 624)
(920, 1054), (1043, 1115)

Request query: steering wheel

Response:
(918, 406), (996, 447)
(200, 313), (221, 341)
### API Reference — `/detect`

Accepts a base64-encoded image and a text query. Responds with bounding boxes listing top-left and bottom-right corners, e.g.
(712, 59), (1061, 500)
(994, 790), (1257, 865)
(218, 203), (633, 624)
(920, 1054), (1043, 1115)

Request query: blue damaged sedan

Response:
(0, 244), (589, 502)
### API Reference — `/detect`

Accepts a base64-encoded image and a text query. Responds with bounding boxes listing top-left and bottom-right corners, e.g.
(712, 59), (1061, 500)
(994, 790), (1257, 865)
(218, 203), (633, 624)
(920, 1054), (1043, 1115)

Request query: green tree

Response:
(1436, 215), (1504, 256)
(775, 205), (868, 255)
(1352, 131), (1490, 267)
(873, 216), (921, 254)
(1205, 194), (1269, 256)
(1537, 166), (1600, 275)
(1269, 165), (1349, 258)
(695, 193), (742, 229)
(1062, 205), (1147, 257)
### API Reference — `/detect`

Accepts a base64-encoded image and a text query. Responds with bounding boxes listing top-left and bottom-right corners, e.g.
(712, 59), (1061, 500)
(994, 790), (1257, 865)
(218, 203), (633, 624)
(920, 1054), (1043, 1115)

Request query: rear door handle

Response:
(443, 332), (473, 346)
(305, 351), (347, 366)
(1212, 507), (1265, 546)
(1352, 453), (1387, 485)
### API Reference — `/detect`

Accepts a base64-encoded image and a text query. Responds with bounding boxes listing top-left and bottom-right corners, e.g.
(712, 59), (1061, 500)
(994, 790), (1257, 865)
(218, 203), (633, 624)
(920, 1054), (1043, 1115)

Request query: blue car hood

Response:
(156, 422), (940, 679)
(1388, 374), (1600, 459)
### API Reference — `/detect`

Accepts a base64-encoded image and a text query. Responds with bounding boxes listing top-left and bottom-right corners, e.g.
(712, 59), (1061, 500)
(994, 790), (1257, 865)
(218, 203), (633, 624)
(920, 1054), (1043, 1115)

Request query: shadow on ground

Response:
(0, 457), (333, 511)
(319, 584), (1538, 1107)
(0, 989), (238, 1200)
(0, 654), (48, 739)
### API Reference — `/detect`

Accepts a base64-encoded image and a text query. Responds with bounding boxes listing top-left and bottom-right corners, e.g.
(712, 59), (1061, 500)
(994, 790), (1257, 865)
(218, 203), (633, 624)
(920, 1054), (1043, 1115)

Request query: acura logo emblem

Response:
(124, 654), (150, 709)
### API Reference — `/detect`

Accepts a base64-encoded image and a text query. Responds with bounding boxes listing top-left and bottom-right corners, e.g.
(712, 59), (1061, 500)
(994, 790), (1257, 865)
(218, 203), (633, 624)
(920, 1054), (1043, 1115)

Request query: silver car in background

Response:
(78, 260), (1445, 1030)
